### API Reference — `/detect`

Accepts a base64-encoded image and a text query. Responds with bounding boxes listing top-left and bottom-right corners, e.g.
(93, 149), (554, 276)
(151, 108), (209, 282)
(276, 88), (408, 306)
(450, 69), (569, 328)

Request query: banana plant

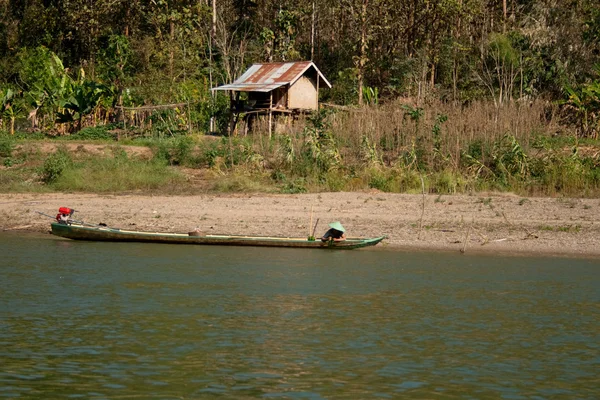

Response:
(56, 81), (108, 132)
(1, 88), (19, 135)
(1, 88), (13, 128)
(362, 86), (379, 105)
(563, 65), (600, 139)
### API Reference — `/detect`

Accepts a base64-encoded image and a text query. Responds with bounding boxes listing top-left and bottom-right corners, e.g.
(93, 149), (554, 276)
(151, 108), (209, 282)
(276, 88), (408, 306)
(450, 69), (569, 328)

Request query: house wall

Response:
(288, 76), (317, 110)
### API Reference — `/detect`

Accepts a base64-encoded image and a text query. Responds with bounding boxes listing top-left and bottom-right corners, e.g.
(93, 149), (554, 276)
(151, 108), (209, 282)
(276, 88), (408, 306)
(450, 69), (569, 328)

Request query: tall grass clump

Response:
(42, 147), (73, 183)
(209, 168), (273, 193)
(529, 150), (593, 196)
(152, 135), (195, 166)
(0, 132), (15, 158)
(64, 125), (116, 141)
(50, 148), (185, 192)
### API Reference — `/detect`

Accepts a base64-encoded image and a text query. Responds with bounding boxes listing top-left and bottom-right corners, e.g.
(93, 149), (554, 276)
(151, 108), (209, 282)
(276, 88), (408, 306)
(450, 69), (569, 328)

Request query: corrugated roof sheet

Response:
(212, 61), (332, 92)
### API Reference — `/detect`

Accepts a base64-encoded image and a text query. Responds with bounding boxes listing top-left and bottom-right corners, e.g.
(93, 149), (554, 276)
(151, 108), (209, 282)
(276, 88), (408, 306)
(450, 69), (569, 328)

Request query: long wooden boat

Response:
(50, 223), (386, 250)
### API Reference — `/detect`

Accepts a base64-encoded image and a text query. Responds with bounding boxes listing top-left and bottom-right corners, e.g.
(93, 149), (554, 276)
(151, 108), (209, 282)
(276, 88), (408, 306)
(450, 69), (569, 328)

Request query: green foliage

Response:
(42, 148), (73, 183)
(56, 80), (108, 130)
(211, 170), (271, 193)
(97, 35), (133, 86)
(147, 109), (188, 138)
(273, 9), (300, 61)
(431, 170), (464, 194)
(563, 66), (600, 138)
(280, 177), (308, 194)
(300, 110), (341, 176)
(154, 135), (195, 166)
(0, 133), (15, 157)
(529, 150), (589, 195)
(17, 47), (67, 94)
(16, 46), (71, 127)
(361, 135), (381, 165)
(1, 87), (22, 135)
(493, 134), (529, 178)
(328, 69), (358, 106)
(260, 28), (276, 61)
(359, 167), (423, 193)
(368, 168), (391, 192)
(488, 33), (519, 67)
(432, 113), (449, 169)
(402, 104), (424, 122)
(1, 88), (15, 114)
(67, 126), (115, 140)
(1, 0), (599, 118)
(51, 154), (184, 193)
(363, 87), (379, 105)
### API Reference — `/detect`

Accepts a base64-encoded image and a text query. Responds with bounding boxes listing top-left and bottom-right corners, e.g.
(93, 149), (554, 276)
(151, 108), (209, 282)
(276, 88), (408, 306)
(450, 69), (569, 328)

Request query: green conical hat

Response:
(328, 221), (346, 233)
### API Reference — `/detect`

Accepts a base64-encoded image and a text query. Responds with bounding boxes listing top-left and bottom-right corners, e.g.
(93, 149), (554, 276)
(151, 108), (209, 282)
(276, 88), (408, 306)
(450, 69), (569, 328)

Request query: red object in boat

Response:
(58, 207), (74, 215)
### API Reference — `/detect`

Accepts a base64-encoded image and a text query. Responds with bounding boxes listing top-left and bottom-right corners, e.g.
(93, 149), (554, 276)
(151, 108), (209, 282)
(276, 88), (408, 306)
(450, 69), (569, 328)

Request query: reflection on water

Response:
(1, 233), (599, 398)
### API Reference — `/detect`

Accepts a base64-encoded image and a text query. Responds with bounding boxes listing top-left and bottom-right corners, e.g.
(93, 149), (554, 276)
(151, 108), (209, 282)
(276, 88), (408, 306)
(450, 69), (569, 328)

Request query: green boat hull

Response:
(51, 223), (386, 250)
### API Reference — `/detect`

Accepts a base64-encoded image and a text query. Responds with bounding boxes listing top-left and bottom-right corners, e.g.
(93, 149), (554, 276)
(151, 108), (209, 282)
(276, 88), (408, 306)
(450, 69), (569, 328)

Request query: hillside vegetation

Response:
(1, 0), (599, 196)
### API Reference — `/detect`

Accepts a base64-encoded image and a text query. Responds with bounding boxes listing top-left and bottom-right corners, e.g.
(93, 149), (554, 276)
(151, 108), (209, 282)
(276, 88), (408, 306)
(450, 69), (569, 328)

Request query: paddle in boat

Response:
(44, 208), (386, 250)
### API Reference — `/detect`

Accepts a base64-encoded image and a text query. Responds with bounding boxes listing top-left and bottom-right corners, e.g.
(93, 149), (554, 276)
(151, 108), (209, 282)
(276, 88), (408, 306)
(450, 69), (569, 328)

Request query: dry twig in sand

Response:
(502, 211), (539, 239)
(417, 175), (426, 240)
(460, 221), (473, 253)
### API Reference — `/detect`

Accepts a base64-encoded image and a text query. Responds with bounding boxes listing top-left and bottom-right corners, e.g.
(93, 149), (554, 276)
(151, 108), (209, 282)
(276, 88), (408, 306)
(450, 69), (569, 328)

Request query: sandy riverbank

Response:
(2, 192), (600, 258)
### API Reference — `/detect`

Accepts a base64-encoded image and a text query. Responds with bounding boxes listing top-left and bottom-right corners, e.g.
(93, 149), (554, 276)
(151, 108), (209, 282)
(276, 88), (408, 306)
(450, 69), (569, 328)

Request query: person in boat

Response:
(321, 221), (347, 242)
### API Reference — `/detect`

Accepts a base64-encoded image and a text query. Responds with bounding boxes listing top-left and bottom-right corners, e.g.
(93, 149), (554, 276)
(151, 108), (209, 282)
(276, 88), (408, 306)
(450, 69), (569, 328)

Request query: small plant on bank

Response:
(66, 126), (116, 141)
(479, 197), (493, 206)
(41, 147), (72, 183)
(0, 133), (15, 157)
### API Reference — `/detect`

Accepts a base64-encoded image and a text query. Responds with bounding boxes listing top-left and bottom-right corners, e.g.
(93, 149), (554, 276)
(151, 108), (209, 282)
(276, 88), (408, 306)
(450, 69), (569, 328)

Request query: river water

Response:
(1, 233), (599, 399)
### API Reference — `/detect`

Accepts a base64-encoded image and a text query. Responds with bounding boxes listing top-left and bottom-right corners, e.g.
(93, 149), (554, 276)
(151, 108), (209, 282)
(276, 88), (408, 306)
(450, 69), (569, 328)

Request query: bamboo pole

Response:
(417, 175), (426, 240)
(309, 205), (313, 237)
(268, 92), (273, 139)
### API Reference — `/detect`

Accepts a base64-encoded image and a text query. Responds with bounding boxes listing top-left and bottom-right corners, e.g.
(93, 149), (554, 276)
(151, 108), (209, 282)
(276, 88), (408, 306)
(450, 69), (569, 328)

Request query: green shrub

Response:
(431, 170), (465, 194)
(0, 133), (14, 157)
(12, 131), (46, 140)
(67, 126), (115, 141)
(368, 170), (391, 192)
(173, 136), (194, 165)
(42, 148), (72, 183)
(153, 135), (195, 166)
(281, 177), (307, 194)
(323, 169), (348, 191)
(51, 155), (184, 192)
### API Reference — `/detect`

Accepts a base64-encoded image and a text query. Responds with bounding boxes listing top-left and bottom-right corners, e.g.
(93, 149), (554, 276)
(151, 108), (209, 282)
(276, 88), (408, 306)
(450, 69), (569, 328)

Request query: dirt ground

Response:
(1, 191), (600, 258)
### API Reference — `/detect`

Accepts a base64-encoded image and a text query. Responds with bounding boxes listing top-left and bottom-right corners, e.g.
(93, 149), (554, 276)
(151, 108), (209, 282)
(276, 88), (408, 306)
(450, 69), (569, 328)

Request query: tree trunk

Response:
(212, 0), (216, 42)
(311, 0), (315, 60)
(503, 0), (507, 33)
(125, 4), (130, 36)
(170, 17), (175, 81)
(357, 0), (369, 106)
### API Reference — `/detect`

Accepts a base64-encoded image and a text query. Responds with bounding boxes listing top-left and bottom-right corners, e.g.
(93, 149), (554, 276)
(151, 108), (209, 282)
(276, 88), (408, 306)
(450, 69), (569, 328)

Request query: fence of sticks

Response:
(119, 103), (192, 136)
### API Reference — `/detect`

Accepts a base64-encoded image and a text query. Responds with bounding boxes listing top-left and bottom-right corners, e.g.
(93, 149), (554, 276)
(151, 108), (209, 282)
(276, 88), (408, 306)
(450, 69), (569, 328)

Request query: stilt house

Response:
(211, 61), (332, 136)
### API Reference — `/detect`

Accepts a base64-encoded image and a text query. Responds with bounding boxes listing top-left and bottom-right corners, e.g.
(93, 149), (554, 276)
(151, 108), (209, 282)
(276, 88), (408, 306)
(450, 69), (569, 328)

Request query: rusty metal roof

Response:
(211, 61), (332, 92)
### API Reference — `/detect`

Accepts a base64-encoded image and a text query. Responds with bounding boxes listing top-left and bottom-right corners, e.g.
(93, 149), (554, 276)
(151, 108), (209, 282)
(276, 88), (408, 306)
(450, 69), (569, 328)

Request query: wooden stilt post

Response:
(268, 92), (273, 139)
(228, 91), (234, 136)
(316, 75), (320, 110)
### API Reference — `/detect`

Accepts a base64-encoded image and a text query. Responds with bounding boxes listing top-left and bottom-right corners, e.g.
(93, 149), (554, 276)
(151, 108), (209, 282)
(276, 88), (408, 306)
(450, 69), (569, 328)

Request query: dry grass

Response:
(327, 99), (559, 163)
